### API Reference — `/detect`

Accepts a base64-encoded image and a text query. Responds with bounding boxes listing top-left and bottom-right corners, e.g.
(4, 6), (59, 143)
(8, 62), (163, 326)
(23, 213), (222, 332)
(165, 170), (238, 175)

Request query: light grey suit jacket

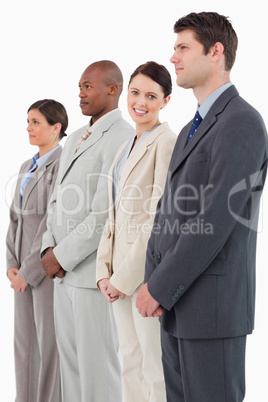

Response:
(41, 109), (135, 288)
(6, 146), (62, 287)
(145, 85), (268, 339)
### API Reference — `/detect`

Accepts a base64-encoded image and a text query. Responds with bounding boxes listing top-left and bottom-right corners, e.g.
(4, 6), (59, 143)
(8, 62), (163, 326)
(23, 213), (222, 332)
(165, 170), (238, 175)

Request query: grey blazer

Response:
(41, 109), (135, 288)
(145, 85), (268, 339)
(6, 146), (62, 287)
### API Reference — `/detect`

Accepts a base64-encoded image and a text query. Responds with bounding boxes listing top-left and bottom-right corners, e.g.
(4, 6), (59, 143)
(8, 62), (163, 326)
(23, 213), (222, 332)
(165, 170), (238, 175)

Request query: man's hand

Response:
(136, 283), (163, 317)
(41, 247), (61, 278)
(54, 268), (66, 278)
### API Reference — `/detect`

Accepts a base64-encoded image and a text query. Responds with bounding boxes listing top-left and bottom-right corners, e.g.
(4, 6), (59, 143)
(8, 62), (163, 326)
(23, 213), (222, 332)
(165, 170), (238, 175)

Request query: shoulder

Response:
(154, 122), (177, 145)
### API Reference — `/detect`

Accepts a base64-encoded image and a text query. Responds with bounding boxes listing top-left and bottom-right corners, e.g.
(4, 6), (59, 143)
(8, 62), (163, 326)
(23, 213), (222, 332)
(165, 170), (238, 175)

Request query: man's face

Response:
(78, 66), (110, 120)
(170, 30), (211, 91)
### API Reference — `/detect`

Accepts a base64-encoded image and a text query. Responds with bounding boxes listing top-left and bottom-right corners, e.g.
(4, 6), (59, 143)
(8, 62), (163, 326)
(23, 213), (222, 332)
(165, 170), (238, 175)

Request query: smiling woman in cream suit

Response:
(6, 99), (68, 402)
(97, 61), (177, 402)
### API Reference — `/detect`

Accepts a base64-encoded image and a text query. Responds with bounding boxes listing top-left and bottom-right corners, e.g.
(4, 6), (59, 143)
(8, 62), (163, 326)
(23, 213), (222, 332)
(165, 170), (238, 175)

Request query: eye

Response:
(148, 94), (156, 100)
(85, 84), (92, 89)
(33, 120), (39, 124)
(131, 90), (138, 95)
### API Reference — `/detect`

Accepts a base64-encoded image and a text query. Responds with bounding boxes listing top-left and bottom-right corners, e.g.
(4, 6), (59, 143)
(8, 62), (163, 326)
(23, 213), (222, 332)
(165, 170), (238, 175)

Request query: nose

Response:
(27, 123), (31, 132)
(136, 94), (146, 107)
(79, 88), (85, 98)
(170, 52), (176, 64)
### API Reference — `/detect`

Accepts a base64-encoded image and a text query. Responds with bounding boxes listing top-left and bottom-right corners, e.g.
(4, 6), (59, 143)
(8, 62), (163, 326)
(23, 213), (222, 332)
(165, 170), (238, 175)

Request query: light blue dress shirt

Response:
(20, 145), (60, 198)
(198, 81), (233, 119)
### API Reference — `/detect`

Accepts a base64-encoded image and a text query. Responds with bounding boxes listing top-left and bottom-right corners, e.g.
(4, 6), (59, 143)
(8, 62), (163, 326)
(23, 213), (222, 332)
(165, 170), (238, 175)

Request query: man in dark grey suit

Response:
(136, 12), (268, 402)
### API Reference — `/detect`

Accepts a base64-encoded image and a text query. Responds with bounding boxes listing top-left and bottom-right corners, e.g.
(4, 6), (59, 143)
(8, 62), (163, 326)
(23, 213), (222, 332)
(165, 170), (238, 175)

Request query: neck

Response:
(38, 143), (59, 157)
(91, 104), (118, 125)
(135, 119), (161, 139)
(193, 73), (230, 105)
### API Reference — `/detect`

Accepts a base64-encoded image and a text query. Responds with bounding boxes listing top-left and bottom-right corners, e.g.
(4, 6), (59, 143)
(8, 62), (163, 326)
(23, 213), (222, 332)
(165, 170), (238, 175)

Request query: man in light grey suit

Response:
(41, 60), (135, 402)
(136, 12), (268, 402)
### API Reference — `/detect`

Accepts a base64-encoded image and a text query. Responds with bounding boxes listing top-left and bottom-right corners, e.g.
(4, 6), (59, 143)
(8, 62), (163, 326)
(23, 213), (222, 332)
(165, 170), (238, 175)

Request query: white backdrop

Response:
(1, 0), (267, 400)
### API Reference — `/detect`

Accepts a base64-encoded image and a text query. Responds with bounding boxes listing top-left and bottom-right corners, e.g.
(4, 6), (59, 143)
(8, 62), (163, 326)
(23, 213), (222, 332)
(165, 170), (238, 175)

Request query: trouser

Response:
(161, 327), (246, 402)
(14, 276), (60, 402)
(54, 281), (122, 402)
(112, 286), (166, 402)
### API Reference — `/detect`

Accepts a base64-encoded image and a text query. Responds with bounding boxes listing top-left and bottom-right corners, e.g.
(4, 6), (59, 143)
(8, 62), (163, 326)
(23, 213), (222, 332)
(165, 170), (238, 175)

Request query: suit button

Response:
(161, 218), (165, 226)
(157, 251), (162, 260)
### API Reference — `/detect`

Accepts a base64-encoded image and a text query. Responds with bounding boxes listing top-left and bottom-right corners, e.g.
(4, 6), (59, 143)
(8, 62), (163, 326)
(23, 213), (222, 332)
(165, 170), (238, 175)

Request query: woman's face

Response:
(127, 73), (170, 131)
(27, 109), (60, 153)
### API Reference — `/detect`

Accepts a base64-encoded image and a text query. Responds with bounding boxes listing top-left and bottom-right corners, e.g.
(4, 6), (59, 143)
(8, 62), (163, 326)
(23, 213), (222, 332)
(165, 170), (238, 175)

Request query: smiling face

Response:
(27, 109), (60, 155)
(127, 74), (170, 135)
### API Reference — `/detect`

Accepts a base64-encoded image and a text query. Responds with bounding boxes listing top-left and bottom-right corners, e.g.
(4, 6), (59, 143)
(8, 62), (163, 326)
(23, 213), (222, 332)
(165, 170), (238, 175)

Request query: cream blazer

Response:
(96, 122), (177, 296)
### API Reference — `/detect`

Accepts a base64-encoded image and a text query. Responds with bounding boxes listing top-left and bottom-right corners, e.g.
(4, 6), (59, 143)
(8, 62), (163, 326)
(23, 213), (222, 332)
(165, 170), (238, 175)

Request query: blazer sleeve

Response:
(109, 131), (177, 296)
(18, 159), (61, 287)
(146, 109), (268, 310)
(6, 161), (30, 270)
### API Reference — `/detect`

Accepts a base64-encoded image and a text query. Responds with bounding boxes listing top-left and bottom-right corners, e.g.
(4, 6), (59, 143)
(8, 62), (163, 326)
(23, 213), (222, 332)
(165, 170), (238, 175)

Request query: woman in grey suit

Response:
(6, 99), (68, 402)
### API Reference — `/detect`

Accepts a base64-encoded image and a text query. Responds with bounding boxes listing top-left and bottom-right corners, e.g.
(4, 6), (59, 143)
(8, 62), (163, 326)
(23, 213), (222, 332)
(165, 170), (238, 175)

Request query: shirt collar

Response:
(198, 82), (233, 119)
(87, 108), (119, 132)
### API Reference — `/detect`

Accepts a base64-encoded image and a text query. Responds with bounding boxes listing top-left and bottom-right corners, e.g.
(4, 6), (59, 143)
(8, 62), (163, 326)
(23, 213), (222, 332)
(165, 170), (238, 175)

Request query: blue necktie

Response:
(187, 110), (203, 143)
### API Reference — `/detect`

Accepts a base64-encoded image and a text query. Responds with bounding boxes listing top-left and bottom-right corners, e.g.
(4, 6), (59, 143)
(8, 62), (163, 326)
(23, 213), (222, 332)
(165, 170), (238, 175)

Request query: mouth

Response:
(133, 108), (148, 116)
(80, 101), (88, 108)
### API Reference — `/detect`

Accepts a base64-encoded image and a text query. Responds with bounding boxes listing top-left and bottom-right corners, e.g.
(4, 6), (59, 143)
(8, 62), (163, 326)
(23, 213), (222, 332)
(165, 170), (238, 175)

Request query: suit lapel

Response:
(22, 146), (62, 209)
(116, 123), (169, 207)
(169, 85), (239, 175)
(59, 110), (122, 185)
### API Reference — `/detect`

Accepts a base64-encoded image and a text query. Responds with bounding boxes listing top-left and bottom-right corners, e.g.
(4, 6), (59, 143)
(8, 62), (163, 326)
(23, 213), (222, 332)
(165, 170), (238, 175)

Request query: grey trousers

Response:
(14, 276), (60, 402)
(54, 281), (122, 402)
(161, 327), (246, 402)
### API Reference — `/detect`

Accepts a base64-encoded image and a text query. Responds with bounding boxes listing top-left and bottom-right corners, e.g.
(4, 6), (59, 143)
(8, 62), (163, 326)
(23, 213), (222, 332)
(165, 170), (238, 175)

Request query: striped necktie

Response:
(75, 129), (91, 152)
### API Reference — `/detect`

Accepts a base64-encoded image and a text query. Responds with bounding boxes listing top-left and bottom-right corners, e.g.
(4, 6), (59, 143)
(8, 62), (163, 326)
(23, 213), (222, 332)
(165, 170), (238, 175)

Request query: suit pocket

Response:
(203, 258), (226, 275)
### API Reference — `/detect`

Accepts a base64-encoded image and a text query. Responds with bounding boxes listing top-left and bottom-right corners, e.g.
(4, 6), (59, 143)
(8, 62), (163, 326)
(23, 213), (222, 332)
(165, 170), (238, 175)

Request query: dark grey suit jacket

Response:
(145, 85), (268, 339)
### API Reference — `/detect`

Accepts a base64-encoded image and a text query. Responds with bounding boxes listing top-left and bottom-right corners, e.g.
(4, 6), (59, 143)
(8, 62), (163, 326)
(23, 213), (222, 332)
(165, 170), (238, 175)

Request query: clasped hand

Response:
(41, 247), (66, 279)
(98, 278), (126, 303)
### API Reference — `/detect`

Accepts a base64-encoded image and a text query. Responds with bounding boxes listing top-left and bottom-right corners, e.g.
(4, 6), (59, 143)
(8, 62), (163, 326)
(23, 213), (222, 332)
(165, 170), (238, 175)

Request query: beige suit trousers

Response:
(112, 286), (166, 402)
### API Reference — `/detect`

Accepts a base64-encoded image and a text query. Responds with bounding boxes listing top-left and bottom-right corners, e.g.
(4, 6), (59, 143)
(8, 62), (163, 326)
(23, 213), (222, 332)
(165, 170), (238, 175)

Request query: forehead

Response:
(174, 29), (199, 47)
(129, 74), (164, 94)
(27, 108), (45, 120)
(79, 67), (106, 85)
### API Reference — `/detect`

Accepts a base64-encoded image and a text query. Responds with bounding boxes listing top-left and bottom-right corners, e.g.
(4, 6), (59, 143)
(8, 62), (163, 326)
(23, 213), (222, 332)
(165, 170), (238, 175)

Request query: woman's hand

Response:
(10, 270), (28, 293)
(98, 279), (126, 303)
(106, 281), (126, 302)
(7, 267), (19, 283)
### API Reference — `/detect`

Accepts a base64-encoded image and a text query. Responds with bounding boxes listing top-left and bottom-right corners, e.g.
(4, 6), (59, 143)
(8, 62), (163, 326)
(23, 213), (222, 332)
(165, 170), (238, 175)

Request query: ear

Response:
(210, 42), (224, 62)
(108, 84), (119, 95)
(161, 95), (171, 109)
(53, 122), (62, 135)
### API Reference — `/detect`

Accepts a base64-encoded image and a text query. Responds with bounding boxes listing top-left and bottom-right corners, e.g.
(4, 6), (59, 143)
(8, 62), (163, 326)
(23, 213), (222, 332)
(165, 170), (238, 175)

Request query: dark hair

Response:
(174, 12), (238, 71)
(28, 99), (68, 140)
(129, 61), (172, 98)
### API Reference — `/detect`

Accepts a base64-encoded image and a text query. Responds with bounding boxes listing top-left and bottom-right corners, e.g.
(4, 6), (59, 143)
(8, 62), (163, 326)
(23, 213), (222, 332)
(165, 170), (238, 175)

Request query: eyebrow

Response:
(130, 86), (158, 96)
(79, 80), (93, 86)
